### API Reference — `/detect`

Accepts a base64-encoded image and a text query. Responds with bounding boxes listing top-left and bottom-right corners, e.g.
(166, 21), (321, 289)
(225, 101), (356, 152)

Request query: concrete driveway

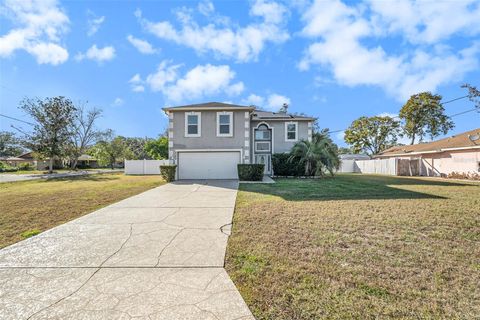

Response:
(0, 180), (254, 320)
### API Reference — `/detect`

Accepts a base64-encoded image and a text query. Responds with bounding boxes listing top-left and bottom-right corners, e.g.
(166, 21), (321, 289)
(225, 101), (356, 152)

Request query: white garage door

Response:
(178, 151), (241, 179)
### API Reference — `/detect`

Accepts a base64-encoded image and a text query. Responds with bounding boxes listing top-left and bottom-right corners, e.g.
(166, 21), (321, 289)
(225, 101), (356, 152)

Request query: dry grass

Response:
(226, 174), (480, 319)
(0, 173), (164, 248)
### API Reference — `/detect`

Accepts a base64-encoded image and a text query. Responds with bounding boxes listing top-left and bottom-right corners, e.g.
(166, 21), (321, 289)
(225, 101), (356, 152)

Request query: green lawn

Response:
(0, 173), (164, 248)
(226, 174), (480, 319)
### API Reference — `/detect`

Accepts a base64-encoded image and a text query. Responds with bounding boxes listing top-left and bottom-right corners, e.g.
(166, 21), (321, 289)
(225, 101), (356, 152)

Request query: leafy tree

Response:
(124, 137), (151, 159)
(0, 131), (25, 157)
(91, 130), (132, 169)
(20, 97), (77, 173)
(68, 104), (103, 169)
(289, 129), (340, 177)
(145, 136), (168, 159)
(344, 116), (401, 155)
(337, 146), (353, 155)
(399, 92), (454, 145)
(462, 83), (480, 110)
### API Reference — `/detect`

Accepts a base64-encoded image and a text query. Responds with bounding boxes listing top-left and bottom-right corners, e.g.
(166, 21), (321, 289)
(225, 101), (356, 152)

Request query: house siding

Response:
(170, 110), (247, 163)
(250, 120), (310, 154)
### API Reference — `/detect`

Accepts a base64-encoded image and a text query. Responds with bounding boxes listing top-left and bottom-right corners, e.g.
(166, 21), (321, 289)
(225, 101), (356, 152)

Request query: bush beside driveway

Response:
(226, 174), (480, 319)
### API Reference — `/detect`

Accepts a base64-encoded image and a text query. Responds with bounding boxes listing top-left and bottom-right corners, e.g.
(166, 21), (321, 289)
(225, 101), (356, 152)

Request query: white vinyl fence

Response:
(125, 159), (169, 175)
(337, 160), (356, 173)
(353, 158), (397, 175)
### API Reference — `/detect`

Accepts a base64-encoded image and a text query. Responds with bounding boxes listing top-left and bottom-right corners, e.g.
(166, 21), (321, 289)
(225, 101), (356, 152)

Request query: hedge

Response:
(272, 153), (305, 176)
(0, 162), (18, 172)
(160, 165), (177, 182)
(238, 164), (264, 181)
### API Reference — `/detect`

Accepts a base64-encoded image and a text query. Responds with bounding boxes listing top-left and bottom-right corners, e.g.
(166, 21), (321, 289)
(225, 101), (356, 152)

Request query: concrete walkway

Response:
(0, 180), (254, 319)
(0, 169), (123, 183)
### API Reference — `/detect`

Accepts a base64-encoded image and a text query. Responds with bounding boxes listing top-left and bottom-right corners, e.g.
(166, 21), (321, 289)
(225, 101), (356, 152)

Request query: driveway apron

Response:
(0, 180), (254, 320)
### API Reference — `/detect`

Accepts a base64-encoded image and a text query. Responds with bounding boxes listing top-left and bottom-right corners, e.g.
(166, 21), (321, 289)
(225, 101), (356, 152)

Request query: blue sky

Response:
(1, 0), (479, 146)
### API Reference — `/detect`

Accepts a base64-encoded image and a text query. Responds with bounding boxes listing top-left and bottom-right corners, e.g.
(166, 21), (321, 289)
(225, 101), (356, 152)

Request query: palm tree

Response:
(288, 130), (340, 176)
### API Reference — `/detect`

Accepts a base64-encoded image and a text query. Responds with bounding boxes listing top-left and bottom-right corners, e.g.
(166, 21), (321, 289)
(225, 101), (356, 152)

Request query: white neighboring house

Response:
(162, 102), (315, 180)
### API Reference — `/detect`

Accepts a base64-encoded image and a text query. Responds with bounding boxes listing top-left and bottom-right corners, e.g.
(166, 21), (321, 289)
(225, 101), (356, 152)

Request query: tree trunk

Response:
(71, 157), (78, 170)
(410, 135), (416, 145)
(49, 158), (53, 174)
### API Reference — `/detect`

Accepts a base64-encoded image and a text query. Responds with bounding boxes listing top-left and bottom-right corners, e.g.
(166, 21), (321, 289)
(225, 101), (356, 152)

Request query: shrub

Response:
(0, 162), (18, 172)
(238, 164), (264, 181)
(17, 162), (35, 171)
(272, 153), (305, 176)
(160, 165), (177, 182)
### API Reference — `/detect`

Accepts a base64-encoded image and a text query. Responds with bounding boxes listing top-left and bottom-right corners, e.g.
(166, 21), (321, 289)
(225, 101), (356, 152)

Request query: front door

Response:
(255, 154), (271, 175)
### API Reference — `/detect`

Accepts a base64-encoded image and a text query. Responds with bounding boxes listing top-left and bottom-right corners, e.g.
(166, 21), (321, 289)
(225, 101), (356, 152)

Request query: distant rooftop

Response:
(377, 128), (480, 157)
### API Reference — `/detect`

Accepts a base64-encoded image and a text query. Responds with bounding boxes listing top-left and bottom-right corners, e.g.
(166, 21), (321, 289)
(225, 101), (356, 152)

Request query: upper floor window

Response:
(255, 124), (271, 140)
(285, 122), (298, 141)
(217, 112), (233, 137)
(185, 112), (201, 137)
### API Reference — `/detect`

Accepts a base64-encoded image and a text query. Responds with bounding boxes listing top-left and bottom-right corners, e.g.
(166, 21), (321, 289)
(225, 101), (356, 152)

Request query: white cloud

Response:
(136, 0), (289, 62)
(75, 44), (116, 63)
(267, 94), (291, 110)
(111, 97), (124, 107)
(299, 0), (480, 101)
(129, 73), (145, 92)
(135, 61), (244, 102)
(87, 11), (105, 36)
(243, 94), (265, 106)
(242, 93), (291, 111)
(0, 0), (69, 65)
(368, 0), (480, 44)
(198, 0), (214, 16)
(127, 35), (157, 54)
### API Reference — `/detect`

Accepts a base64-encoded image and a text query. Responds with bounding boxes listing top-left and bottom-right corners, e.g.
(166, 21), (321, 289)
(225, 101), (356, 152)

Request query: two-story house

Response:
(162, 102), (315, 179)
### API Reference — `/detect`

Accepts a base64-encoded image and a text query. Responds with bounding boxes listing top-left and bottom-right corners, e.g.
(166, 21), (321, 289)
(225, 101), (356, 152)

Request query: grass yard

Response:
(226, 174), (480, 319)
(0, 168), (105, 175)
(0, 173), (164, 248)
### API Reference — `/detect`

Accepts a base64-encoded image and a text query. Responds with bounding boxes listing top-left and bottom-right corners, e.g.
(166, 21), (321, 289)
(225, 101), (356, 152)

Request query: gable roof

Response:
(376, 128), (480, 157)
(162, 102), (255, 112)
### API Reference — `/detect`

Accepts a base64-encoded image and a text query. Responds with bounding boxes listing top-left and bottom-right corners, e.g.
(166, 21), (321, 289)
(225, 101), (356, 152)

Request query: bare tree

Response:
(69, 104), (103, 169)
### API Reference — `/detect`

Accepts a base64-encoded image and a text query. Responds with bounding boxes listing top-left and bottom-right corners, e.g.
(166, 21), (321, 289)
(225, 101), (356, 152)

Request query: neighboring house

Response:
(73, 154), (99, 168)
(162, 102), (315, 179)
(17, 152), (61, 170)
(0, 156), (30, 167)
(375, 128), (480, 176)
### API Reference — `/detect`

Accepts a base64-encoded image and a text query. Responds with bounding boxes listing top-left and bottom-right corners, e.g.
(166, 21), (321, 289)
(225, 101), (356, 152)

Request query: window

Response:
(255, 141), (271, 152)
(217, 112), (233, 137)
(185, 112), (201, 137)
(285, 122), (298, 141)
(255, 124), (271, 140)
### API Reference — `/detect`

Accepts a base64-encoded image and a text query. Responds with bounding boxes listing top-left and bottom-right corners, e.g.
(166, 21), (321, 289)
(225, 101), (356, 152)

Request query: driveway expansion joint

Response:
(0, 179), (254, 319)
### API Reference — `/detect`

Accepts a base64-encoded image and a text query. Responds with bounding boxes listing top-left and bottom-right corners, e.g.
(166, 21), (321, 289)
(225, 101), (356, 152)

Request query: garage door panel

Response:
(178, 152), (240, 179)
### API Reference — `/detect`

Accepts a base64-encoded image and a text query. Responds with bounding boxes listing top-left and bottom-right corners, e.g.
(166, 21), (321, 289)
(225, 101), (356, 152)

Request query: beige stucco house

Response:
(375, 128), (480, 177)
